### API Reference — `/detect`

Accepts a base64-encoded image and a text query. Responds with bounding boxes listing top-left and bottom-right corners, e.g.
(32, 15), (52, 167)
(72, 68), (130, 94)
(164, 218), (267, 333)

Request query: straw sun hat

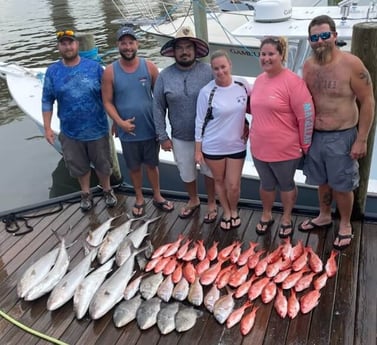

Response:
(160, 26), (209, 58)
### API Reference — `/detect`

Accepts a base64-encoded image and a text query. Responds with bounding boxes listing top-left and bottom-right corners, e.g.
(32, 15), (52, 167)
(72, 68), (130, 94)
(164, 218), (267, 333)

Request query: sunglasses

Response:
(309, 31), (332, 42)
(56, 30), (75, 39)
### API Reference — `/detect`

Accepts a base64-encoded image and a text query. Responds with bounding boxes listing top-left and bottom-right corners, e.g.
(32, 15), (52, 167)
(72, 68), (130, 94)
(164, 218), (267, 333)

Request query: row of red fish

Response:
(143, 235), (339, 334)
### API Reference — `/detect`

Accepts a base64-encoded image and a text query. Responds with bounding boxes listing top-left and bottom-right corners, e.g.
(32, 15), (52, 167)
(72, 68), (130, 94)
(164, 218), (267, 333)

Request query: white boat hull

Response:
(1, 54), (376, 215)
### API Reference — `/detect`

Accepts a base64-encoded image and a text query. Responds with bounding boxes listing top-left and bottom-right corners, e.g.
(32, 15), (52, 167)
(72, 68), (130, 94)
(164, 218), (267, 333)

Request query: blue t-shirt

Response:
(42, 57), (109, 141)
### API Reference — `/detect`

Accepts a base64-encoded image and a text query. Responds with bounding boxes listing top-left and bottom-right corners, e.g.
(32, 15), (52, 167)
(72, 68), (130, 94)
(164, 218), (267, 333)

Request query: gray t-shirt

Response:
(153, 61), (213, 142)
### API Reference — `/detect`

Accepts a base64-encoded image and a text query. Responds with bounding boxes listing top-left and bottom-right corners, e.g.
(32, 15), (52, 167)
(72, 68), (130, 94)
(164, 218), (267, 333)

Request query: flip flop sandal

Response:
(132, 201), (145, 218)
(298, 218), (333, 232)
(203, 208), (218, 224)
(179, 203), (200, 219)
(231, 215), (241, 228)
(333, 233), (354, 251)
(255, 219), (274, 235)
(153, 199), (174, 213)
(279, 222), (294, 238)
(220, 217), (232, 230)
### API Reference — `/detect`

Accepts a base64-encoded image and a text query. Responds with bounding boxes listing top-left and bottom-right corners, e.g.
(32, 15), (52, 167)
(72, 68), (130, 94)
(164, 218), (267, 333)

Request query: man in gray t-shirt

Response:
(153, 26), (217, 223)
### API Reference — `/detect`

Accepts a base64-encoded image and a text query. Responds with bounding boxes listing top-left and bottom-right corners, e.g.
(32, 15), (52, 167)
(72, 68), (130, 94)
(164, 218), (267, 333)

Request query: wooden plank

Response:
(354, 221), (377, 345)
(0, 193), (376, 345)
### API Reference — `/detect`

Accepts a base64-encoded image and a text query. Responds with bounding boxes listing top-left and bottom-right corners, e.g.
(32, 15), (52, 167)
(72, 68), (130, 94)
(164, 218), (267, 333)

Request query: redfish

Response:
(274, 288), (288, 318)
(240, 305), (259, 335)
(182, 242), (199, 261)
(200, 258), (227, 286)
(218, 241), (238, 261)
(182, 262), (197, 284)
(307, 247), (323, 273)
(282, 266), (310, 290)
(294, 271), (317, 292)
(292, 248), (308, 272)
(226, 300), (252, 328)
(247, 250), (266, 270)
(300, 288), (321, 314)
(162, 234), (185, 258)
(196, 239), (207, 261)
(248, 276), (270, 301)
(313, 271), (328, 290)
(172, 262), (183, 284)
(206, 241), (219, 261)
(228, 264), (249, 288)
(234, 274), (257, 299)
(325, 250), (338, 278)
(176, 239), (192, 259)
(261, 281), (277, 304)
(287, 289), (300, 319)
(237, 241), (259, 266)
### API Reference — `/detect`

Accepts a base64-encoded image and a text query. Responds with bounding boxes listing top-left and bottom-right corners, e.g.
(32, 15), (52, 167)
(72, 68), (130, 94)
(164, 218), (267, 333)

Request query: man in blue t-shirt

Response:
(42, 30), (117, 211)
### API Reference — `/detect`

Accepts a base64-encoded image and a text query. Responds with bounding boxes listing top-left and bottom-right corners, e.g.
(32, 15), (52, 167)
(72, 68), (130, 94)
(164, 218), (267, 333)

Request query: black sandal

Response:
(279, 222), (294, 238)
(220, 217), (231, 230)
(255, 219), (274, 235)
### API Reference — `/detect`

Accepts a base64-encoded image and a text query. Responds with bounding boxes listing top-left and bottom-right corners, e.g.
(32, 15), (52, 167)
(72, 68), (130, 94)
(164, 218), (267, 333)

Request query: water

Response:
(0, 0), (169, 213)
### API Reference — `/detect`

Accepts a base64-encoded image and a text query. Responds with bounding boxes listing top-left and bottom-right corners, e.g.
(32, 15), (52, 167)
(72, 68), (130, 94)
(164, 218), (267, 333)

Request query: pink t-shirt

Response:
(249, 68), (314, 162)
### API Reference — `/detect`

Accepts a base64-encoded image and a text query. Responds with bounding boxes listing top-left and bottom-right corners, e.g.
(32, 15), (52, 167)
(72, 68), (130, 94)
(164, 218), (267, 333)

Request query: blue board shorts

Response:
(303, 127), (359, 192)
(121, 138), (159, 171)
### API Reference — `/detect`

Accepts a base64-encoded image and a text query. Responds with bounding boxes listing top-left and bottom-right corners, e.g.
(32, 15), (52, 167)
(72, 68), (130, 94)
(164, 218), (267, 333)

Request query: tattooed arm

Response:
(350, 55), (375, 159)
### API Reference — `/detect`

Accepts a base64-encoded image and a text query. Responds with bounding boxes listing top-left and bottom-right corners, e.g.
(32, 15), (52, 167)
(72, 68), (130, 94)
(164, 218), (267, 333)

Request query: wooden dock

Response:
(0, 190), (376, 345)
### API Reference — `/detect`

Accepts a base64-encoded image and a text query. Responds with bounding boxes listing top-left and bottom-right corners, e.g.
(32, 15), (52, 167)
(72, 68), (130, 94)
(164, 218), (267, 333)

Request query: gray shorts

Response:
(172, 138), (212, 183)
(59, 133), (113, 178)
(253, 156), (301, 192)
(121, 138), (159, 171)
(303, 127), (359, 192)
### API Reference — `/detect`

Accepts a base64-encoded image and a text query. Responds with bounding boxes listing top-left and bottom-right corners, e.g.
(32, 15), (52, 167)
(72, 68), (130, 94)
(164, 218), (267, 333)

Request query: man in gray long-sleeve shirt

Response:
(153, 26), (217, 222)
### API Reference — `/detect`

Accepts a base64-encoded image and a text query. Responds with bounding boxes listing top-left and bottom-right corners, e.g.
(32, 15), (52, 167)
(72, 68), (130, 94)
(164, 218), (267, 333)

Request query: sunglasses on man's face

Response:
(309, 31), (332, 42)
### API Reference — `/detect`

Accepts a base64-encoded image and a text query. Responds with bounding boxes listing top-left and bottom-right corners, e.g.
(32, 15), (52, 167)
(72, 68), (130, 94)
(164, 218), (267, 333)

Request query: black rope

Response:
(2, 203), (64, 236)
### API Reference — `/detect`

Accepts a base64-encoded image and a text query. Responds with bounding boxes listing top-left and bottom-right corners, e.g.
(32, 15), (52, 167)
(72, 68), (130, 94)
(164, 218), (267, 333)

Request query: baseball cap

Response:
(116, 26), (137, 41)
(56, 30), (77, 42)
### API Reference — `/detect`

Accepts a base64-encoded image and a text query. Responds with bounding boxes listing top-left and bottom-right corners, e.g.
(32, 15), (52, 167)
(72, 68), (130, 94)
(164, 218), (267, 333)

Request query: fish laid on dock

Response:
(47, 246), (97, 311)
(113, 293), (143, 328)
(17, 247), (60, 298)
(24, 234), (70, 301)
(89, 247), (143, 319)
(86, 215), (122, 247)
(73, 258), (114, 320)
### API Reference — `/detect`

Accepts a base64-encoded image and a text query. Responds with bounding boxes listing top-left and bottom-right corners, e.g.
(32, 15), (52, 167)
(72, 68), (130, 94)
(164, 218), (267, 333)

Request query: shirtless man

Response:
(298, 15), (375, 250)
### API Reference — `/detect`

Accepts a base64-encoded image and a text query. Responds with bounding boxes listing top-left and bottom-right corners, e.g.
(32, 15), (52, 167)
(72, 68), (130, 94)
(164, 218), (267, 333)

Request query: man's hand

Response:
(161, 139), (173, 151)
(350, 140), (367, 160)
(44, 127), (55, 145)
(119, 117), (136, 136)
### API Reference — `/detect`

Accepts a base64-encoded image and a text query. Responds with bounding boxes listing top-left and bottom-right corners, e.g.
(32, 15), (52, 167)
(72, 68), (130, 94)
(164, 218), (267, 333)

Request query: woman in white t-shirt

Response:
(195, 50), (250, 231)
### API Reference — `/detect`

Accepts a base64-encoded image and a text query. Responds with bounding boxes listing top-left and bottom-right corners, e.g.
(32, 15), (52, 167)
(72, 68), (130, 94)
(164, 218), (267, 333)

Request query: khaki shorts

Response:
(172, 138), (212, 183)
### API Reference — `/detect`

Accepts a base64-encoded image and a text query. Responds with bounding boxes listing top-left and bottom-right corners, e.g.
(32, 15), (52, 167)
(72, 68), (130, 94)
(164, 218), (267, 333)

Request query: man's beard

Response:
(62, 51), (78, 61)
(120, 51), (136, 61)
(311, 44), (332, 64)
(176, 56), (196, 68)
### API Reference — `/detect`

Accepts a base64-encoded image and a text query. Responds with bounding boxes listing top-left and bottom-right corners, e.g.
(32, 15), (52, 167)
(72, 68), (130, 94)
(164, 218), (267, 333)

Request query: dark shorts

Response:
(121, 138), (159, 171)
(59, 133), (113, 178)
(303, 127), (359, 192)
(203, 150), (247, 160)
(253, 156), (301, 192)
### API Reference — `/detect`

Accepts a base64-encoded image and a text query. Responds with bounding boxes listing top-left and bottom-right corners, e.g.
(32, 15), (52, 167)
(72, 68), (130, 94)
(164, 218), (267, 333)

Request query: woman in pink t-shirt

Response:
(250, 37), (315, 238)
